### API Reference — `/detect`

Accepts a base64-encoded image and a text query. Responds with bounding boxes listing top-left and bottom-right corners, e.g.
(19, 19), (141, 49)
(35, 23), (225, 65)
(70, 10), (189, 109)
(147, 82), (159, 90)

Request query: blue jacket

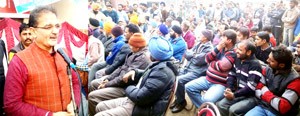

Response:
(106, 35), (125, 65)
(222, 8), (236, 20)
(126, 61), (178, 116)
(169, 36), (187, 61)
(104, 42), (131, 75)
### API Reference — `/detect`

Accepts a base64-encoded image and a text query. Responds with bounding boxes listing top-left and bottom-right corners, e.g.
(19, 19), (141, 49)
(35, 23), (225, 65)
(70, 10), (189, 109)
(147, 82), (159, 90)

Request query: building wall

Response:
(52, 0), (88, 31)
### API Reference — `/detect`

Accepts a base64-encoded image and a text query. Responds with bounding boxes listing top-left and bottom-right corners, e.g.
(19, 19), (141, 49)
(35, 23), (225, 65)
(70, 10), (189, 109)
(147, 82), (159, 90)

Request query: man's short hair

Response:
(106, 4), (112, 8)
(19, 23), (30, 34)
(242, 40), (256, 56)
(220, 23), (229, 30)
(145, 16), (150, 21)
(152, 2), (159, 6)
(250, 27), (259, 32)
(182, 21), (190, 29)
(160, 2), (166, 6)
(291, 0), (298, 5)
(262, 25), (272, 33)
(257, 31), (270, 43)
(139, 3), (148, 8)
(176, 17), (183, 24)
(229, 26), (238, 31)
(28, 6), (57, 27)
(125, 24), (140, 33)
(238, 26), (249, 38)
(222, 29), (237, 45)
(166, 17), (173, 22)
(297, 40), (300, 45)
(271, 45), (293, 70)
(118, 4), (123, 7)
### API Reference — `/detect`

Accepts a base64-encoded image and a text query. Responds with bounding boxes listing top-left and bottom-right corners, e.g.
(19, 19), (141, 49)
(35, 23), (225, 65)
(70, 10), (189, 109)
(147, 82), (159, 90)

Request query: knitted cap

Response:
(158, 24), (169, 36)
(129, 33), (147, 48)
(171, 25), (182, 35)
(103, 21), (115, 34)
(201, 29), (213, 41)
(89, 18), (99, 27)
(148, 36), (173, 61)
(111, 26), (123, 37)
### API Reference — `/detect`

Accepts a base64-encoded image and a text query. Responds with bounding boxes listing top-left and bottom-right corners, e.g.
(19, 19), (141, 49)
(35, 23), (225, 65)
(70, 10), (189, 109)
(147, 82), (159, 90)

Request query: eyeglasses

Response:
(34, 24), (61, 30)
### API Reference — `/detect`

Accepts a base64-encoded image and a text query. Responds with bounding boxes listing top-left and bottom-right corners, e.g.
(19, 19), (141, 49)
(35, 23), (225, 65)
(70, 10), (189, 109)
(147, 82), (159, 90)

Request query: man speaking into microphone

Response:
(3, 6), (81, 116)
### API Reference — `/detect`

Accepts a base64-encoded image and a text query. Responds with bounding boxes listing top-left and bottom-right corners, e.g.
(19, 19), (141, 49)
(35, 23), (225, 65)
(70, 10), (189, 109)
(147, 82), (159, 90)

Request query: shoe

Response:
(169, 101), (177, 109)
(171, 100), (187, 113)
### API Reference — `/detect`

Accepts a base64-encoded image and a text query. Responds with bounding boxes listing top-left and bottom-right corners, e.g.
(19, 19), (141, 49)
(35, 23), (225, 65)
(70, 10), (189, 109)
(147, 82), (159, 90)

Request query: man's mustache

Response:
(25, 38), (33, 42)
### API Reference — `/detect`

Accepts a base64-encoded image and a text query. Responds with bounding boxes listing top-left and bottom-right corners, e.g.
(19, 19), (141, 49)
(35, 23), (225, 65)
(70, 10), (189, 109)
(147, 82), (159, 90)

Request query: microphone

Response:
(56, 48), (78, 115)
(56, 48), (76, 69)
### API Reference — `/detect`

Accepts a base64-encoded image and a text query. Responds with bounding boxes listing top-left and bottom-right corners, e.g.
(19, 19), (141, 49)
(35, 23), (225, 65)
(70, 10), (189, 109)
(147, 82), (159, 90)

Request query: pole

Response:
(67, 66), (78, 116)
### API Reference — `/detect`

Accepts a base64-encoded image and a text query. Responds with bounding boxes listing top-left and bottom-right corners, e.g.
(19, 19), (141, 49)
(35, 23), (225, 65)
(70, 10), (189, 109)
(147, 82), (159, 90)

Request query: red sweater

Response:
(205, 47), (236, 86)
(183, 31), (196, 49)
(270, 36), (276, 47)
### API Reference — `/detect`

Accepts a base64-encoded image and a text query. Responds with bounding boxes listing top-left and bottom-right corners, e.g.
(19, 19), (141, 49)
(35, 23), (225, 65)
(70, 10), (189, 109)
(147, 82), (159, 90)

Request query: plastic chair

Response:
(163, 77), (178, 116)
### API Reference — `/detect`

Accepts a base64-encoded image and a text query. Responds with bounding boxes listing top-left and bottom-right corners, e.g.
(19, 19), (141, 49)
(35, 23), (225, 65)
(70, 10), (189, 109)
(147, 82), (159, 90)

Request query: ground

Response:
(165, 93), (197, 116)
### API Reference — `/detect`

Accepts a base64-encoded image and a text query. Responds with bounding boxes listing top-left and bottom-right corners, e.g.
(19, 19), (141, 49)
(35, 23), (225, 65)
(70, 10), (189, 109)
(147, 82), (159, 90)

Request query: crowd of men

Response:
(86, 0), (300, 115)
(1, 0), (300, 116)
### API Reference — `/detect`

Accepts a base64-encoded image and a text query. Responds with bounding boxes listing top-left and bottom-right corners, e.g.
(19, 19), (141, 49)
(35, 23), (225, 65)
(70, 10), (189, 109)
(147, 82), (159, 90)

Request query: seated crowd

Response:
(84, 1), (300, 115)
(2, 1), (300, 116)
(86, 19), (300, 116)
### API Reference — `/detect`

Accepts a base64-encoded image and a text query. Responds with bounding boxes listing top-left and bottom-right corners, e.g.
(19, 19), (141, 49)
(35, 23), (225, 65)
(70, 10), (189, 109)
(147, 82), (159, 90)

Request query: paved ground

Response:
(165, 94), (197, 116)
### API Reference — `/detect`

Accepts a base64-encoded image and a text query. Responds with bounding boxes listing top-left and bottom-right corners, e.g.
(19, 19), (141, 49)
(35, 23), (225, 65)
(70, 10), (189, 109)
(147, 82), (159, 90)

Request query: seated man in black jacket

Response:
(94, 36), (177, 116)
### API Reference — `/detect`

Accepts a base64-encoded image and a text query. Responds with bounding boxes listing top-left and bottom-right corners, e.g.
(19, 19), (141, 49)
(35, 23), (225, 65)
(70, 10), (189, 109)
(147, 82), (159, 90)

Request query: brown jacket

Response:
(282, 7), (299, 28)
(105, 47), (151, 88)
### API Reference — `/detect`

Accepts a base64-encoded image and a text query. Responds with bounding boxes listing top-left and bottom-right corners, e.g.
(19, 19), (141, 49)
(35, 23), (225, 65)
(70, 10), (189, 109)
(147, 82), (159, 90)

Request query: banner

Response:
(0, 19), (88, 64)
(57, 22), (88, 64)
(0, 0), (16, 13)
(294, 17), (300, 42)
(0, 0), (60, 18)
(0, 18), (21, 55)
(13, 0), (60, 13)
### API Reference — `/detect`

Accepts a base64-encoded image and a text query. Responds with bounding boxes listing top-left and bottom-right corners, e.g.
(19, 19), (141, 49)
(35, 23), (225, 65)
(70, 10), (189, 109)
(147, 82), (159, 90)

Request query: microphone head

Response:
(70, 63), (76, 69)
(55, 47), (76, 69)
(56, 47), (64, 53)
